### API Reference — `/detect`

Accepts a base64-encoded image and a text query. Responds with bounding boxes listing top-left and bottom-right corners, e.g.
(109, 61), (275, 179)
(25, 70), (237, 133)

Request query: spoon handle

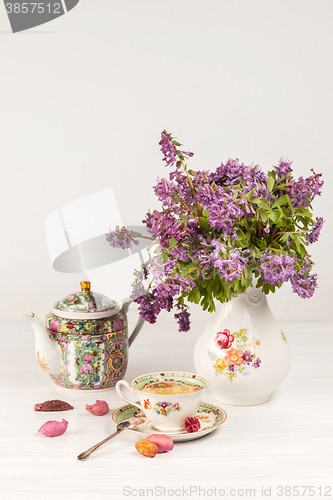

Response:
(77, 428), (125, 461)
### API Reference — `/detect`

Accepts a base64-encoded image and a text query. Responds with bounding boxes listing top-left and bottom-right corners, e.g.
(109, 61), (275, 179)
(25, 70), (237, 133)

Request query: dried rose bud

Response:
(34, 400), (74, 412)
(146, 434), (174, 453)
(85, 400), (109, 416)
(184, 416), (201, 433)
(38, 419), (68, 437)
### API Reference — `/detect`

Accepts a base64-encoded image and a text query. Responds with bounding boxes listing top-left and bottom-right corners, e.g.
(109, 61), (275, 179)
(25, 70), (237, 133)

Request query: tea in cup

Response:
(115, 371), (209, 431)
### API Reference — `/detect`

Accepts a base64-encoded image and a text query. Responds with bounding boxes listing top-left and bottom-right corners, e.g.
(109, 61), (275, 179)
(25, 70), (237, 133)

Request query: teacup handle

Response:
(115, 380), (144, 412)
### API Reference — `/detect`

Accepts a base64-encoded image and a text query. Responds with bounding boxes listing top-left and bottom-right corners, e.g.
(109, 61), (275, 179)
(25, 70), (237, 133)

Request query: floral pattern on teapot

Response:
(56, 290), (117, 314)
(46, 311), (128, 389)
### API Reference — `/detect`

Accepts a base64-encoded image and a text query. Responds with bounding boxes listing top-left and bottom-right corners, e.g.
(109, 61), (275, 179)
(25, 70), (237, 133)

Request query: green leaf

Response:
(267, 172), (275, 192)
(202, 209), (210, 217)
(292, 236), (303, 255)
(279, 233), (290, 243)
(180, 214), (188, 226)
(273, 182), (292, 190)
(199, 217), (210, 232)
(268, 210), (280, 223)
(273, 172), (292, 187)
(147, 241), (157, 252)
(186, 286), (201, 304)
(259, 208), (268, 222)
(271, 194), (293, 211)
(295, 207), (312, 219)
(298, 243), (307, 259)
(169, 238), (177, 248)
(285, 194), (293, 212)
(251, 198), (270, 210)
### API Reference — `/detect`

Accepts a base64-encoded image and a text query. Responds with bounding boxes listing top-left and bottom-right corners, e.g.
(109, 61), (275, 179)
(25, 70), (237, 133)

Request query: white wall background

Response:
(0, 0), (332, 323)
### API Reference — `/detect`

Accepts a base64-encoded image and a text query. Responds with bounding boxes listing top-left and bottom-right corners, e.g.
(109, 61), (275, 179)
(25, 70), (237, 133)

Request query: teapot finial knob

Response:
(81, 281), (91, 293)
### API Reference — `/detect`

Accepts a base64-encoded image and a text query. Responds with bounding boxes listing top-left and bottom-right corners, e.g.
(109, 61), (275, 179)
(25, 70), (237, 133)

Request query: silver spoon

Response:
(77, 417), (145, 461)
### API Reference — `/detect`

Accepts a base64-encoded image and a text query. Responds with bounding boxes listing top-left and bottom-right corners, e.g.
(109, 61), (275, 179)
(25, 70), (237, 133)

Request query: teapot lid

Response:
(53, 281), (119, 320)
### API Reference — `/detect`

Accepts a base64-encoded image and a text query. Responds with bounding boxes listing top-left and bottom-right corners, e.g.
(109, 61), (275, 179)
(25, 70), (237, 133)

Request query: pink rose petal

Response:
(146, 434), (174, 453)
(85, 400), (109, 416)
(38, 419), (68, 437)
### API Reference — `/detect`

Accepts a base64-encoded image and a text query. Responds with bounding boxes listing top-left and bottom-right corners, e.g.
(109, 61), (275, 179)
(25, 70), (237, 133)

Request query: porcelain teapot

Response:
(24, 281), (144, 390)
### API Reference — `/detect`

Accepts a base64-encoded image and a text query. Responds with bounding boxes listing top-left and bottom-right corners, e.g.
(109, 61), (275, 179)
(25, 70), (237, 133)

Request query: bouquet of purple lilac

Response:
(106, 131), (324, 332)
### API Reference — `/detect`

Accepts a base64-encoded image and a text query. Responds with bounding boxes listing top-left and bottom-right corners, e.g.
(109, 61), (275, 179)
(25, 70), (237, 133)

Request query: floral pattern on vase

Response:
(194, 287), (291, 405)
(208, 328), (262, 382)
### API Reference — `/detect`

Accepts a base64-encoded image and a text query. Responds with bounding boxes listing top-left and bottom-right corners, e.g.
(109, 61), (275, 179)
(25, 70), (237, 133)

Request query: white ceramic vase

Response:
(193, 286), (291, 405)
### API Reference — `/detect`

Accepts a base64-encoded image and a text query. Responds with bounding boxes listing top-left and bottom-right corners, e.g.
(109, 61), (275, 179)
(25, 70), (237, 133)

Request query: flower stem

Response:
(180, 157), (202, 215)
(276, 230), (309, 236)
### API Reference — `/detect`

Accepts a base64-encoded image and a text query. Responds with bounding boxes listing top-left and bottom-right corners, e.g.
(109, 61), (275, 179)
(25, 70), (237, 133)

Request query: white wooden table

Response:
(1, 314), (332, 500)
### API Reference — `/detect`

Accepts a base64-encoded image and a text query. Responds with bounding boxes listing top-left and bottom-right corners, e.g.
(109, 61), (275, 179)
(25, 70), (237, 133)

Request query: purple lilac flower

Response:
(228, 364), (235, 372)
(197, 183), (246, 236)
(275, 157), (293, 179)
(154, 177), (176, 209)
(208, 200), (244, 236)
(253, 357), (261, 369)
(243, 351), (253, 365)
(259, 253), (296, 286)
(135, 292), (161, 324)
(290, 258), (318, 298)
(108, 132), (324, 332)
(106, 226), (139, 249)
(174, 307), (191, 332)
(167, 245), (189, 262)
(307, 217), (324, 244)
(143, 257), (168, 284)
(212, 247), (248, 282)
(159, 130), (194, 167)
(131, 269), (149, 300)
(144, 211), (190, 248)
(133, 274), (194, 328)
(210, 158), (268, 198)
(159, 131), (177, 166)
(288, 169), (323, 208)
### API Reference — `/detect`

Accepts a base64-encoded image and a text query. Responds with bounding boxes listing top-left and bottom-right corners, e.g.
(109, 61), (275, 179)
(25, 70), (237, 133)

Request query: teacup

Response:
(115, 371), (209, 431)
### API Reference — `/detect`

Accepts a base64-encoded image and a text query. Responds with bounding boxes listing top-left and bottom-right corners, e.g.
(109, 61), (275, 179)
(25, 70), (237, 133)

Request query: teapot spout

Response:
(23, 313), (62, 374)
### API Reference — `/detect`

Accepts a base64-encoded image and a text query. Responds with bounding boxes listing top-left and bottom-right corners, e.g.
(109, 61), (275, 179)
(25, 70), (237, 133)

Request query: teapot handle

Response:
(121, 297), (145, 347)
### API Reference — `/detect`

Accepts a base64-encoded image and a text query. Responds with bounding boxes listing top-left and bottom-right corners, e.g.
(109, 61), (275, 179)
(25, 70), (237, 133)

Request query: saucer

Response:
(112, 401), (227, 442)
